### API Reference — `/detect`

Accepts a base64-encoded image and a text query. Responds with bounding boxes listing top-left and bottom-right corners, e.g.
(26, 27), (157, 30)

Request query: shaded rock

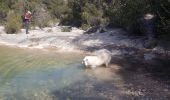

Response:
(84, 25), (110, 34)
(144, 53), (156, 61)
(111, 50), (122, 56)
(152, 46), (166, 54)
(144, 38), (157, 49)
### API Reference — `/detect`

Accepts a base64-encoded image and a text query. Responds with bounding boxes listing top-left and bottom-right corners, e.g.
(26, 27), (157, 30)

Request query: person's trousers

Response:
(25, 21), (29, 34)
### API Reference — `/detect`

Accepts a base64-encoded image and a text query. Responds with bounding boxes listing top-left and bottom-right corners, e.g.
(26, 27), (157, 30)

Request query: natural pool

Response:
(0, 46), (120, 100)
(1, 45), (169, 100)
(0, 46), (90, 100)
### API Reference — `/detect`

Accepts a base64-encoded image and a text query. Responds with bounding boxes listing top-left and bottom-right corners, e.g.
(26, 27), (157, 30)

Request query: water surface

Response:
(0, 46), (88, 100)
(1, 45), (169, 100)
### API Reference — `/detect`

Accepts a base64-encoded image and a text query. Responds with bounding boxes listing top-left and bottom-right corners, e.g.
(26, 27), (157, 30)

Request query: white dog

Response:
(82, 49), (112, 68)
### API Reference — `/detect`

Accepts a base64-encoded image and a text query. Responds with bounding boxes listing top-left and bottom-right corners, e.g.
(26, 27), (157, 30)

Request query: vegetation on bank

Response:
(5, 11), (22, 34)
(0, 0), (169, 39)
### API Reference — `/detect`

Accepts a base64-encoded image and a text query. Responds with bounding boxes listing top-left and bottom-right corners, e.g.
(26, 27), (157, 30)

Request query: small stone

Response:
(163, 89), (169, 92)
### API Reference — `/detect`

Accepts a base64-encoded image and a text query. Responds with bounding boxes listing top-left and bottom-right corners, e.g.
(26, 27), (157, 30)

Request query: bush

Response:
(59, 0), (82, 27)
(43, 0), (70, 21)
(5, 11), (22, 34)
(32, 4), (52, 28)
(81, 3), (103, 26)
(0, 2), (9, 24)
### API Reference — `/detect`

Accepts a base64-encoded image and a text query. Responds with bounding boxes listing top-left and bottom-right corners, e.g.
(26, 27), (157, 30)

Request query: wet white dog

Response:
(82, 49), (112, 68)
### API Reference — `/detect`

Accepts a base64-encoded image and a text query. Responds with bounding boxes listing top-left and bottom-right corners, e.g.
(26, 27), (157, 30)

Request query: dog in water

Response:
(82, 49), (112, 69)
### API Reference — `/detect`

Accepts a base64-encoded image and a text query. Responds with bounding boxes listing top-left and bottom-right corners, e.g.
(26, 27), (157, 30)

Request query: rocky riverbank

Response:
(0, 25), (169, 57)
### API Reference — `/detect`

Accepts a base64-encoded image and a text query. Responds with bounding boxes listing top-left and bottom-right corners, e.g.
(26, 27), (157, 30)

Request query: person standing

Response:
(24, 10), (32, 34)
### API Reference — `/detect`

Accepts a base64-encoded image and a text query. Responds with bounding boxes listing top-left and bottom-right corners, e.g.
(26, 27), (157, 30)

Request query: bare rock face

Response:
(82, 49), (112, 68)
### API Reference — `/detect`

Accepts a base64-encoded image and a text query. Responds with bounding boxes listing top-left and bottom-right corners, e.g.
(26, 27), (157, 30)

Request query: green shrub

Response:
(43, 0), (70, 19)
(5, 11), (22, 34)
(0, 2), (9, 24)
(81, 3), (103, 26)
(32, 4), (52, 28)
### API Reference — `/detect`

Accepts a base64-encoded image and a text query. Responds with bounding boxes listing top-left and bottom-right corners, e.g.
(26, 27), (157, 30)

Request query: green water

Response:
(0, 46), (86, 100)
